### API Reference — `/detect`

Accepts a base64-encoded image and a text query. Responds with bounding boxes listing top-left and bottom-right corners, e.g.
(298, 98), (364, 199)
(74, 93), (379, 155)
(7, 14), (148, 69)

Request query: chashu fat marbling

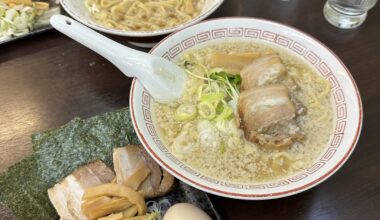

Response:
(113, 145), (175, 199)
(238, 54), (304, 148)
(48, 160), (115, 220)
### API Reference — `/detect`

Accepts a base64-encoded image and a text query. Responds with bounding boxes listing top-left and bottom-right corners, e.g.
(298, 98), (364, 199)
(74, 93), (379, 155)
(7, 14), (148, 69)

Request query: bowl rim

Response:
(130, 17), (363, 199)
(59, 0), (224, 37)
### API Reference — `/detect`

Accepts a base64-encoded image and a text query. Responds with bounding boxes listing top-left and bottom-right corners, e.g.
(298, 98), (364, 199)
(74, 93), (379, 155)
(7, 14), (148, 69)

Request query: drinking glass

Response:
(323, 0), (378, 28)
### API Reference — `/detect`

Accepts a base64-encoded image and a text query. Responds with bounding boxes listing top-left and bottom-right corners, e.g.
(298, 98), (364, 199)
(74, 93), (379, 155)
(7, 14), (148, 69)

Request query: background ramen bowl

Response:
(130, 18), (363, 199)
(59, 0), (224, 47)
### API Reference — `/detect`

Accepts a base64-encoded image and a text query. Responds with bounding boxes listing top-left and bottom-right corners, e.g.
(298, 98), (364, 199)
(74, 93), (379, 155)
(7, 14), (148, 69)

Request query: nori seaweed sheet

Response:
(32, 108), (140, 187)
(0, 108), (139, 220)
(0, 156), (56, 220)
(0, 108), (221, 220)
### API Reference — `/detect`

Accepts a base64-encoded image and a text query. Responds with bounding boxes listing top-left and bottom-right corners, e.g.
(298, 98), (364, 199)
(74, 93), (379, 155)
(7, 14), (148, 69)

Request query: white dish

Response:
(59, 0), (223, 37)
(130, 18), (363, 200)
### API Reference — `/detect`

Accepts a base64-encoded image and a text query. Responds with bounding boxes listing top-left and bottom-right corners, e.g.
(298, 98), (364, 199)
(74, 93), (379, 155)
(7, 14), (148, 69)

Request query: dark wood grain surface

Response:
(1, 0), (379, 219)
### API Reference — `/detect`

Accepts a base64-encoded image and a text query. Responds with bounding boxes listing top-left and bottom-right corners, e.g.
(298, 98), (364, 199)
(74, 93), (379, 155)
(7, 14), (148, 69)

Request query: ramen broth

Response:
(154, 41), (333, 183)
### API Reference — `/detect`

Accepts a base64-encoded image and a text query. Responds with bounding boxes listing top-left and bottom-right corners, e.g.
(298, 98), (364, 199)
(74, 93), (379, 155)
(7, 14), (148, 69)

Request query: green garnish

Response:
(215, 105), (233, 121)
(174, 103), (197, 121)
(209, 70), (241, 102)
(197, 101), (216, 120)
(183, 62), (241, 122)
(200, 92), (225, 102)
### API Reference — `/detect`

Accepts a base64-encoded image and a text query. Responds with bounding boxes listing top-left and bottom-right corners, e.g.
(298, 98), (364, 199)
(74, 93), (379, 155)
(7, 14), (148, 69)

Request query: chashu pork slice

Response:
(48, 160), (115, 220)
(240, 54), (285, 90)
(239, 84), (295, 130)
(113, 145), (175, 199)
(238, 85), (303, 148)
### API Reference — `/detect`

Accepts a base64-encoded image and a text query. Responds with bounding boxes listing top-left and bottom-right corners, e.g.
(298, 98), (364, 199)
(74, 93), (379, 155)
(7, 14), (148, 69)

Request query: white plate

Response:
(130, 18), (363, 200)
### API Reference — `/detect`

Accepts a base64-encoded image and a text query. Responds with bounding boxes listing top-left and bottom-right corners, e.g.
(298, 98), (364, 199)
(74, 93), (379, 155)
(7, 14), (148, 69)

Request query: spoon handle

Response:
(50, 15), (187, 102)
(50, 15), (149, 78)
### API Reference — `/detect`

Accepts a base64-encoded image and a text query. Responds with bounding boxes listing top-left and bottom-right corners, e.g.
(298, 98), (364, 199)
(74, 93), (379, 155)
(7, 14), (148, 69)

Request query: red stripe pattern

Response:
(138, 27), (349, 191)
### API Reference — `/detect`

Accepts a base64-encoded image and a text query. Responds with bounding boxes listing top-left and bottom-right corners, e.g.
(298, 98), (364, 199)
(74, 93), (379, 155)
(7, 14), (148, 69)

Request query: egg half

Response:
(163, 203), (212, 220)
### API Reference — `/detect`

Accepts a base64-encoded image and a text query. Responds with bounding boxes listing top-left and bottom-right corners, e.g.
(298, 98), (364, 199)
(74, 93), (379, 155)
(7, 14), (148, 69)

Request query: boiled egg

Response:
(163, 203), (212, 220)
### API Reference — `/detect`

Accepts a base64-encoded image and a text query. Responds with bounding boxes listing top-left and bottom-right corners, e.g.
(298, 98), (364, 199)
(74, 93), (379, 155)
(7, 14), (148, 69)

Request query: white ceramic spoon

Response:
(50, 15), (187, 102)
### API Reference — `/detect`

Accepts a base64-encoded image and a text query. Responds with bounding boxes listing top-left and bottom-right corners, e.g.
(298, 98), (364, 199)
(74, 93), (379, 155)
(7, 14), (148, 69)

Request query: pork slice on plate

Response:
(48, 160), (115, 220)
(113, 145), (175, 199)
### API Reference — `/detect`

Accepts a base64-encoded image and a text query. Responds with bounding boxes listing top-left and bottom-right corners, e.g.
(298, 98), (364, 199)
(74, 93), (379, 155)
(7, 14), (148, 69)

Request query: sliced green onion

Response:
(197, 101), (216, 120)
(174, 103), (197, 121)
(215, 105), (233, 121)
(200, 92), (225, 102)
(215, 101), (225, 114)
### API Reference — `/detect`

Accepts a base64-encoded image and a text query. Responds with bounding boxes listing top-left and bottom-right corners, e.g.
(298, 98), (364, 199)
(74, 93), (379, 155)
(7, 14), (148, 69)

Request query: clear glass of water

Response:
(323, 0), (378, 28)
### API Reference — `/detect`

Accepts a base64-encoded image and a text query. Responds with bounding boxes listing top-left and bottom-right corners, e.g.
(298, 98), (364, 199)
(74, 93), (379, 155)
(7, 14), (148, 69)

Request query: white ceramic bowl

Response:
(59, 0), (223, 37)
(130, 18), (363, 200)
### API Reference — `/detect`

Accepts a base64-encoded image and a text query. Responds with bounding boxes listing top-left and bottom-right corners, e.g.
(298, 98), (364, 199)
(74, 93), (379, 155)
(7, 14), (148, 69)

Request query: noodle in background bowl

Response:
(130, 18), (363, 199)
(59, 0), (223, 47)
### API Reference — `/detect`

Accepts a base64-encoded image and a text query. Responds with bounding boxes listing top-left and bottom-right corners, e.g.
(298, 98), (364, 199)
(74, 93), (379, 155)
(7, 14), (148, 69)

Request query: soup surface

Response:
(154, 41), (333, 183)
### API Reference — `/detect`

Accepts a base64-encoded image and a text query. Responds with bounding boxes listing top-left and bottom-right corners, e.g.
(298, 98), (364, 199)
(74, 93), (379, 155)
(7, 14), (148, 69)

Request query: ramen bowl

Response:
(130, 18), (362, 199)
(59, 0), (224, 47)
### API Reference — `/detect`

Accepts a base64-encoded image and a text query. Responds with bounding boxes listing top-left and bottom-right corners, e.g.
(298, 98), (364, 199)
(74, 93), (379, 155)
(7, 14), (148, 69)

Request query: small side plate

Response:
(0, 1), (61, 45)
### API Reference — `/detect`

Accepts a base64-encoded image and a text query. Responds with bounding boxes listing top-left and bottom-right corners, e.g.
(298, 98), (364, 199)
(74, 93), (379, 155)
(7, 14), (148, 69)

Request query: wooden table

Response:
(1, 0), (379, 219)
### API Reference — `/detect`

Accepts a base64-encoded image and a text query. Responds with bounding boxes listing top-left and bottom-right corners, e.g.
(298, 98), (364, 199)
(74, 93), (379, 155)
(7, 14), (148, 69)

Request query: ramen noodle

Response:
(85, 0), (205, 31)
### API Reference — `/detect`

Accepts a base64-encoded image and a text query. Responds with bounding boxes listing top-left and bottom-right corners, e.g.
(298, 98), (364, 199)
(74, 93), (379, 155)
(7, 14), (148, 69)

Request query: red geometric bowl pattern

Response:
(130, 18), (362, 199)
